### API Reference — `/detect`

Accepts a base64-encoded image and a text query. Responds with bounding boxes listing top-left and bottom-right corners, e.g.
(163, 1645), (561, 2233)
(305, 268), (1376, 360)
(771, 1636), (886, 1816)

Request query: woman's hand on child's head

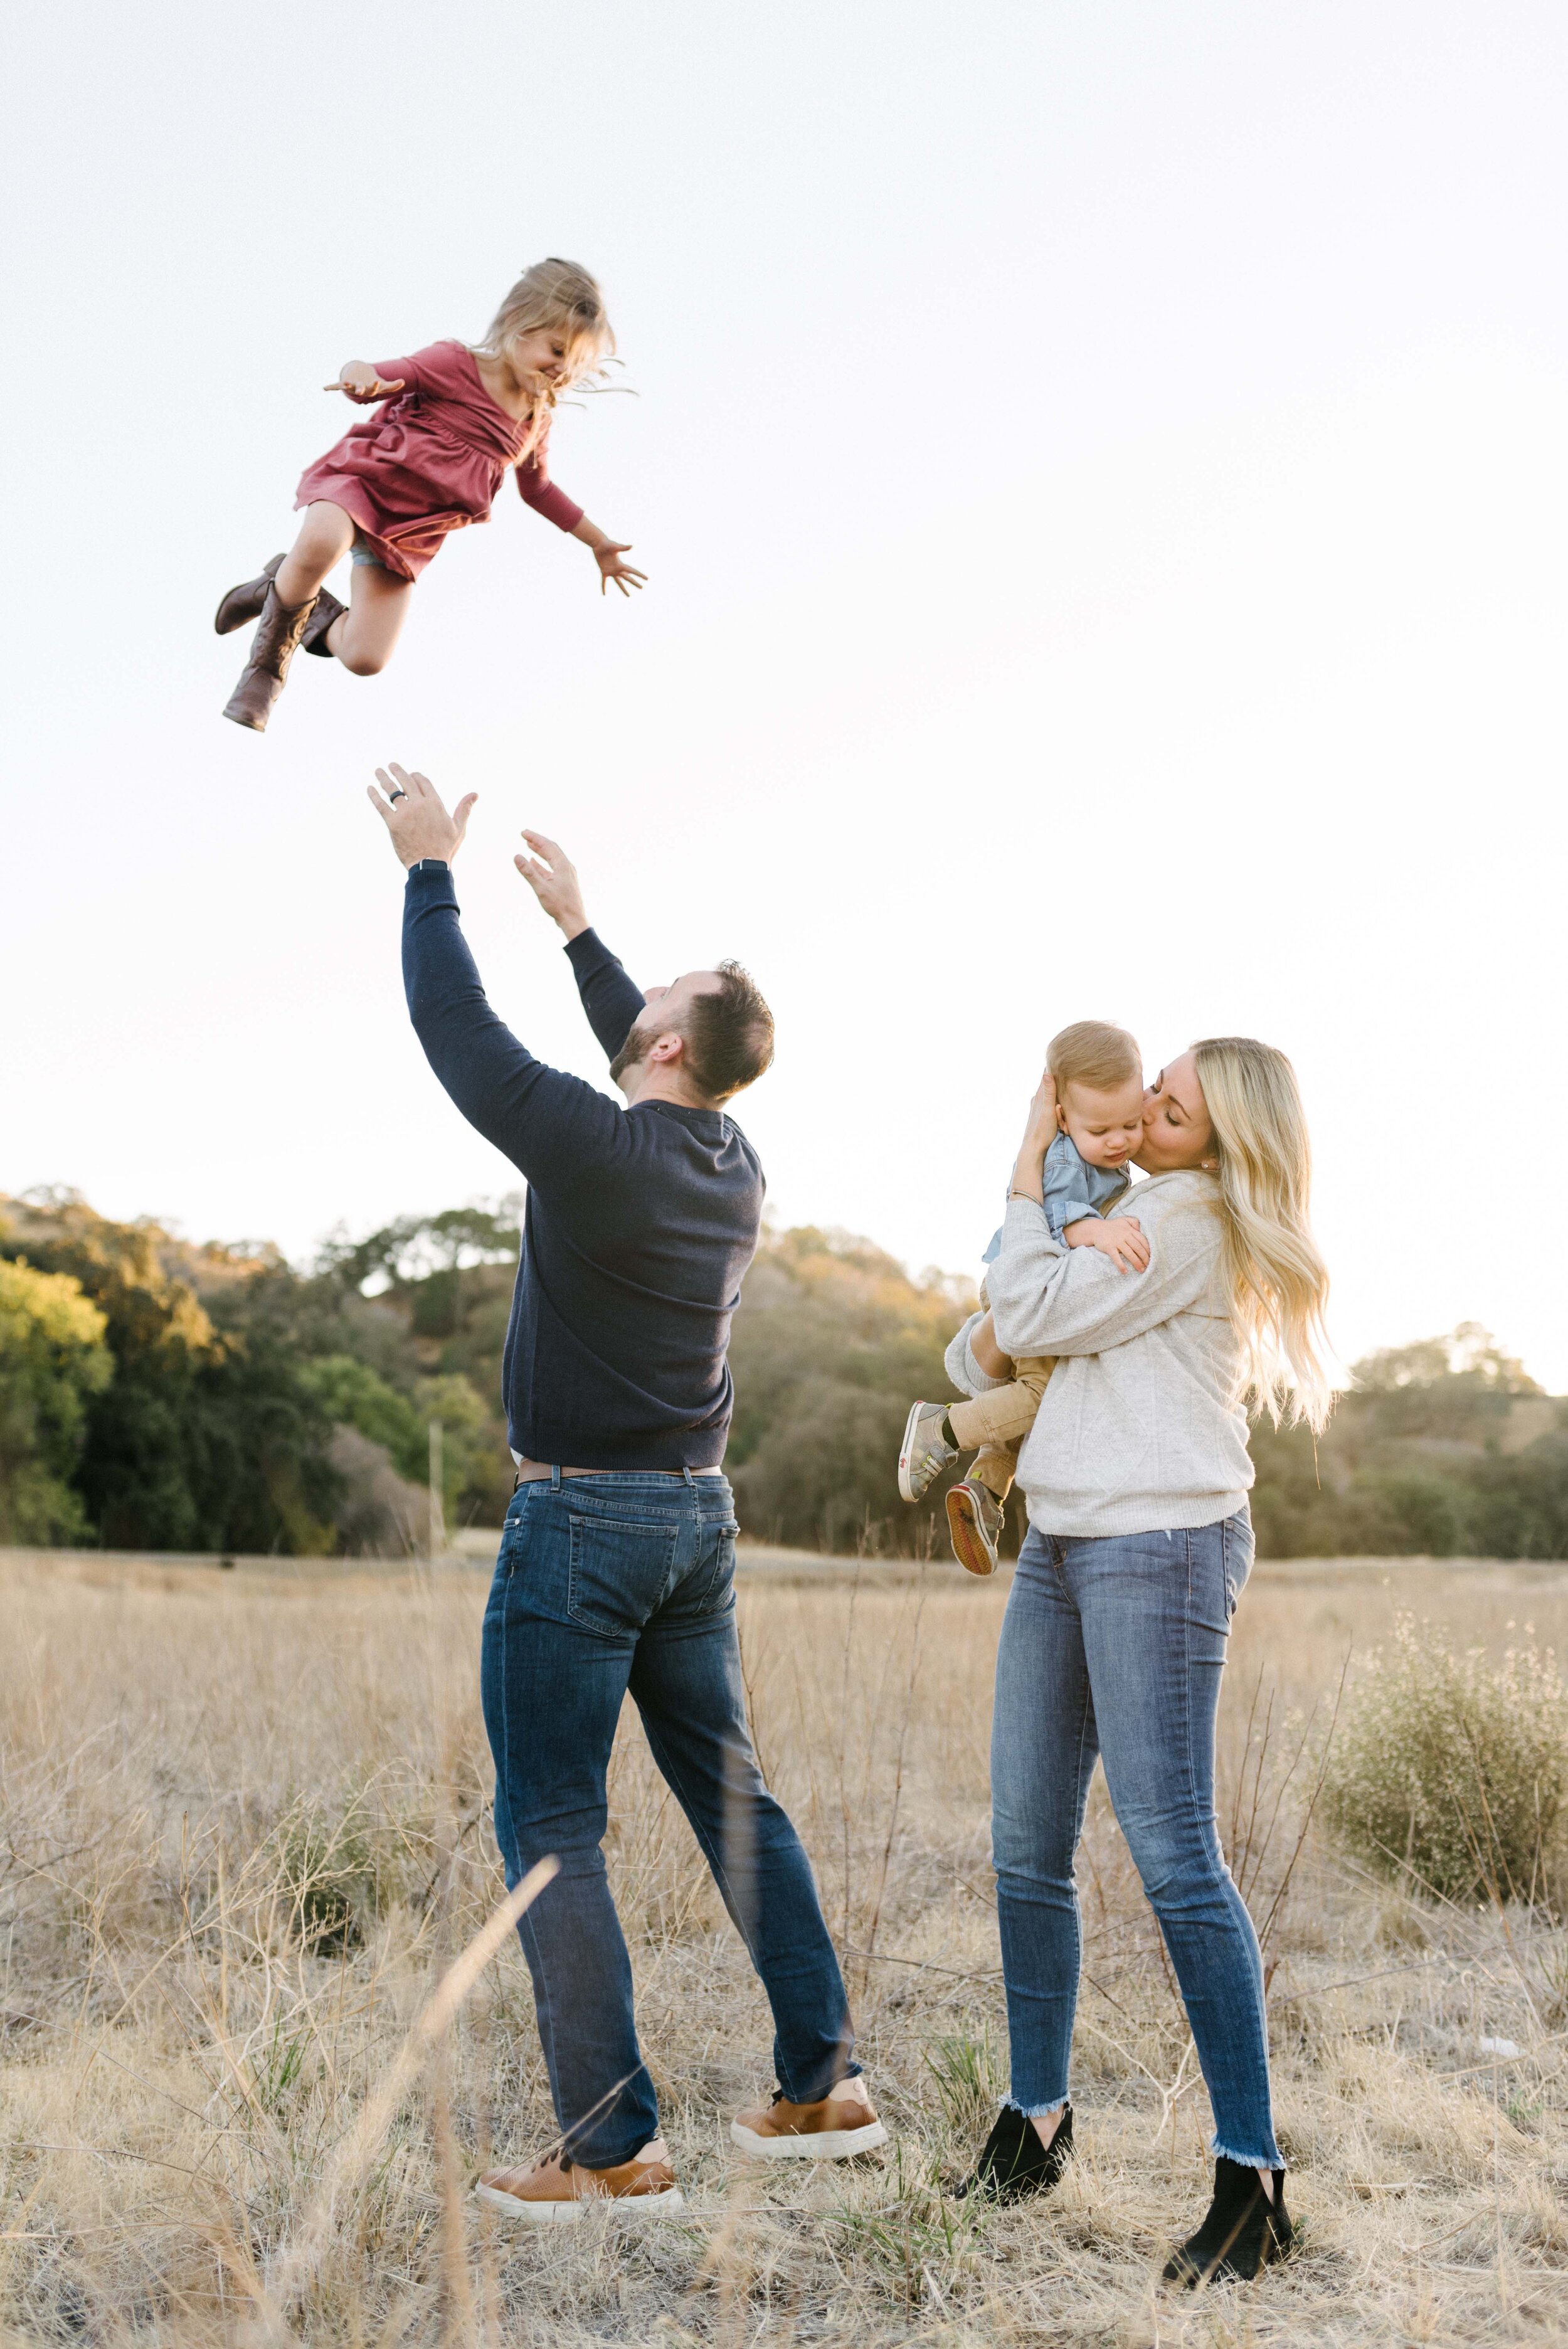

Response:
(1020, 1071), (1059, 1156)
(1009, 1072), (1059, 1202)
(325, 363), (406, 400)
(1078, 1216), (1150, 1276)
(594, 542), (647, 597)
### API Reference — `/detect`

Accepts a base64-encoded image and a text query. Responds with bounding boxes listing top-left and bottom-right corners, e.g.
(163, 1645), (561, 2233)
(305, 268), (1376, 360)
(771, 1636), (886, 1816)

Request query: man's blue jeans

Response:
(482, 1469), (855, 2168)
(990, 1512), (1282, 2168)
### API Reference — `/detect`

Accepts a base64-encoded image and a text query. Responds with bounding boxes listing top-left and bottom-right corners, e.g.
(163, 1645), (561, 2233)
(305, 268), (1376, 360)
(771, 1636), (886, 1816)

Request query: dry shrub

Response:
(275, 1790), (395, 1954)
(1322, 1611), (1568, 1904)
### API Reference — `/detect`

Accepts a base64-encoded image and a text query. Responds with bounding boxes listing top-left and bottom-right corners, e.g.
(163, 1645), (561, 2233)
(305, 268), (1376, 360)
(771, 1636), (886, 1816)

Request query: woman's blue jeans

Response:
(482, 1470), (855, 2168)
(990, 1511), (1282, 2168)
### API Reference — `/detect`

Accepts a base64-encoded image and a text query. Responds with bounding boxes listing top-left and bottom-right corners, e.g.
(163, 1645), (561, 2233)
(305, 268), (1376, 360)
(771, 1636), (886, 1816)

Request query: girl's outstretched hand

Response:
(594, 543), (647, 597)
(325, 363), (406, 400)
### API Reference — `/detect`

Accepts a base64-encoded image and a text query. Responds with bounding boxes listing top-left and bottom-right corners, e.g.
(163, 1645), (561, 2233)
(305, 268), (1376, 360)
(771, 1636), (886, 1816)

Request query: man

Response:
(369, 764), (884, 2221)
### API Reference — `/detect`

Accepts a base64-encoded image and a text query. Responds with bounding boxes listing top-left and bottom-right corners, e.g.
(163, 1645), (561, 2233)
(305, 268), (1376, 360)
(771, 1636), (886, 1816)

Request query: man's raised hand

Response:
(367, 764), (477, 869)
(514, 831), (590, 941)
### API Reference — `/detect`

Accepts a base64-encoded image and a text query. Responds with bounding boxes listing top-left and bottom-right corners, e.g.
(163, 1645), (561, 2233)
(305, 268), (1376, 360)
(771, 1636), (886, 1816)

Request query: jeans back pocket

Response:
(689, 1514), (740, 1615)
(568, 1509), (681, 1638)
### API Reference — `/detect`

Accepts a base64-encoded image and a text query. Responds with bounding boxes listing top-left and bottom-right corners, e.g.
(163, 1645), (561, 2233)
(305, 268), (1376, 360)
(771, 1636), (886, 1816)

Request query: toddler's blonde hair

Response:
(1047, 1020), (1142, 1096)
(1192, 1036), (1333, 1433)
(472, 258), (617, 458)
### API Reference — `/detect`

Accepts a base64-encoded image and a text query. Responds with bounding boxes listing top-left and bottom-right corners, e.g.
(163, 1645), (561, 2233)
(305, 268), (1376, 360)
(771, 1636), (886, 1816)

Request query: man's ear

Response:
(645, 1028), (685, 1067)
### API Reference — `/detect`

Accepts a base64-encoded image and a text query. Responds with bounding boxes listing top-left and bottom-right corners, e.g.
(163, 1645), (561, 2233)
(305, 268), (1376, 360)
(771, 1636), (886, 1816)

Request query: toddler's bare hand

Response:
(1088, 1217), (1149, 1276)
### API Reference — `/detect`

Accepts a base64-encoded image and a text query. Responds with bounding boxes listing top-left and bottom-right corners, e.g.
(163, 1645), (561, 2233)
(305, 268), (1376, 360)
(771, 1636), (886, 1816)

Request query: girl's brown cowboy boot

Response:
(299, 586), (347, 655)
(222, 583), (319, 731)
(213, 554), (284, 635)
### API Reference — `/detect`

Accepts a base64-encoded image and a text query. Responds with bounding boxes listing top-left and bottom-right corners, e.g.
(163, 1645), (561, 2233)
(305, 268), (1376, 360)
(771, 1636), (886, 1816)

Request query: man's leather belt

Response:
(511, 1458), (725, 1483)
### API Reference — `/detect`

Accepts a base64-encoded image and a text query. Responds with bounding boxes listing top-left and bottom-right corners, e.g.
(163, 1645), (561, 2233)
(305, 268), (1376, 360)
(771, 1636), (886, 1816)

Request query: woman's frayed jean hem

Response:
(1212, 2134), (1286, 2170)
(1005, 2096), (1067, 2120)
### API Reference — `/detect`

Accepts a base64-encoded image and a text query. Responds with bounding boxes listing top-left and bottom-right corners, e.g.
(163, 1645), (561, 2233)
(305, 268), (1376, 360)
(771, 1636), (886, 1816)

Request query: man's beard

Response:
(608, 1024), (650, 1088)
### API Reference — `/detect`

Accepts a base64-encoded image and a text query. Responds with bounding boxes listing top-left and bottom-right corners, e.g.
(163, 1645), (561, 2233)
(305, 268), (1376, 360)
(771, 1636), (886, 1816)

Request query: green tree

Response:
(1249, 1325), (1564, 1560)
(0, 1194), (340, 1553)
(0, 1256), (112, 1542)
(726, 1227), (980, 1552)
(313, 1204), (520, 1522)
(416, 1373), (491, 1520)
(299, 1355), (425, 1469)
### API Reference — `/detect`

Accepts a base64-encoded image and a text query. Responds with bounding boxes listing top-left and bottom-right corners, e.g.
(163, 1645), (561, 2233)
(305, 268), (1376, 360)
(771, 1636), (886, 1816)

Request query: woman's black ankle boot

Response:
(956, 2104), (1073, 2203)
(1162, 2155), (1292, 2285)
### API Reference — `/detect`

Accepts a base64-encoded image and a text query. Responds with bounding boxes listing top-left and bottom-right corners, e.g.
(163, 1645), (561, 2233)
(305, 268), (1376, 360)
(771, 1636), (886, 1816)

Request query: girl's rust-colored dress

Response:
(295, 339), (583, 581)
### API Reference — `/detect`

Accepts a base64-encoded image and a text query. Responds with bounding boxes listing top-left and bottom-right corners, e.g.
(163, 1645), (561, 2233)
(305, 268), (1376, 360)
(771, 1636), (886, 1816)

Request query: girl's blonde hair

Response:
(472, 258), (617, 458)
(1192, 1036), (1333, 1433)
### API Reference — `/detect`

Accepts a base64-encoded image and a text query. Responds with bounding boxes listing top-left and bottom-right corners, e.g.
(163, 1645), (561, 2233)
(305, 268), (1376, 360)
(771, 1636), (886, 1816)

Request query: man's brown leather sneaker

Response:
(731, 2081), (888, 2160)
(474, 2144), (683, 2224)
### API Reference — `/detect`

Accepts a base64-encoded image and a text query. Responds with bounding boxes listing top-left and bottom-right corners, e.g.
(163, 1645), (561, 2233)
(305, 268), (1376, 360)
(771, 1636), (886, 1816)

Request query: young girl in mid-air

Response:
(216, 258), (644, 732)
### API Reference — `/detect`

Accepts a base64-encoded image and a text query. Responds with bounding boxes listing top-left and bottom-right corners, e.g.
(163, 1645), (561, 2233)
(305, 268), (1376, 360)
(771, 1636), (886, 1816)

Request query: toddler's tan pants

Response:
(946, 1357), (1056, 1502)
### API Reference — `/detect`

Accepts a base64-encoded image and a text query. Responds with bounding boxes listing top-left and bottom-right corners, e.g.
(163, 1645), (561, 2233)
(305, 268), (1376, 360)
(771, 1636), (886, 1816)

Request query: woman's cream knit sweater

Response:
(944, 1169), (1252, 1539)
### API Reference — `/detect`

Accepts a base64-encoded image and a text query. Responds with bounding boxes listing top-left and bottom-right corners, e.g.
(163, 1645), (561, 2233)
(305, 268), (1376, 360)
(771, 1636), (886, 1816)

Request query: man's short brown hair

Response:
(682, 962), (775, 1103)
(1046, 1019), (1141, 1095)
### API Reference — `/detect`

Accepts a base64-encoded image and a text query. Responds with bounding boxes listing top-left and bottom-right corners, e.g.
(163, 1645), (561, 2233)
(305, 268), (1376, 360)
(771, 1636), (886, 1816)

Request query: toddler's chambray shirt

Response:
(981, 1131), (1127, 1263)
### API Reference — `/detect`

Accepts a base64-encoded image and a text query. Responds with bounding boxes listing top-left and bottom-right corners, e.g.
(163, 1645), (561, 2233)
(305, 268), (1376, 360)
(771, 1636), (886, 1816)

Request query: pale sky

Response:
(4, 2), (1566, 1384)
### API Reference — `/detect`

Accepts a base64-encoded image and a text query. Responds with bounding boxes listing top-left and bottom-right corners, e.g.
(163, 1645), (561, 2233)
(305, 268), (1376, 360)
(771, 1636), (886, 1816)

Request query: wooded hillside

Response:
(3, 1191), (1563, 1559)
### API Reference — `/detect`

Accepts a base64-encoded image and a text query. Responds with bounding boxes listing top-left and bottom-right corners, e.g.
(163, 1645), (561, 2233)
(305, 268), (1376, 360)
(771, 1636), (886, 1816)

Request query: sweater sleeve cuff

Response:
(404, 860), (458, 907)
(945, 1312), (1009, 1396)
(1002, 1193), (1064, 1253)
(564, 926), (612, 973)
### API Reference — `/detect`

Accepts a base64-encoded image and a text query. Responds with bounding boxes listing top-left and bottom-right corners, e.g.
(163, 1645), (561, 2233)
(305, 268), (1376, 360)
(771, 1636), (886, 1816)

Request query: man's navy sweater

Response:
(402, 864), (763, 1470)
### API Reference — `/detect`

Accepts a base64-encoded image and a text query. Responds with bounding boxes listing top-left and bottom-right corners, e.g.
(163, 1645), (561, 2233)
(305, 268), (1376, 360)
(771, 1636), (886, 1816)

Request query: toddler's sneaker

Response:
(946, 1477), (1005, 1576)
(731, 2079), (889, 2160)
(474, 2143), (683, 2224)
(899, 1401), (958, 1502)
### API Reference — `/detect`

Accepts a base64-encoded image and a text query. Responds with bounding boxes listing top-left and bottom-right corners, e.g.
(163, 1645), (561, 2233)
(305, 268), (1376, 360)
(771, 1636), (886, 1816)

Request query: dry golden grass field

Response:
(3, 1544), (1568, 2347)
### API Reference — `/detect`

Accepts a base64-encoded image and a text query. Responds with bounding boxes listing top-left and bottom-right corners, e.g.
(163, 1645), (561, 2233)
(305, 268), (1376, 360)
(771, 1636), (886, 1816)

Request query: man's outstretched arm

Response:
(514, 830), (646, 1063)
(368, 766), (626, 1184)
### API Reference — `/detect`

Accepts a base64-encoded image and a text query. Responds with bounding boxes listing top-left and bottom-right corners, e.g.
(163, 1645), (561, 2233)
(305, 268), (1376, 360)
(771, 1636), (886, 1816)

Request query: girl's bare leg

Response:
(324, 563), (413, 675)
(275, 502), (356, 605)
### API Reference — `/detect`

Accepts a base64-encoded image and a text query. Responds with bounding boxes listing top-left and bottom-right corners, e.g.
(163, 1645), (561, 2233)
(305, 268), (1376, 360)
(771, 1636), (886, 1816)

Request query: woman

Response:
(956, 1038), (1332, 2287)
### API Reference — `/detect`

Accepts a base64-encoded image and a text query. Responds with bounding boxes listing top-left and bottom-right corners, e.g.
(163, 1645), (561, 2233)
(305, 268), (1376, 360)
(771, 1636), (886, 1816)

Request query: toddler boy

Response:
(898, 1022), (1150, 1574)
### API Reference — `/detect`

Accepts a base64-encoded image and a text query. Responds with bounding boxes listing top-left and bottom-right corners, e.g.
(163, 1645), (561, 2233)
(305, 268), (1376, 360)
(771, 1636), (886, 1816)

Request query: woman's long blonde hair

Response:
(1193, 1036), (1333, 1433)
(471, 258), (617, 459)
